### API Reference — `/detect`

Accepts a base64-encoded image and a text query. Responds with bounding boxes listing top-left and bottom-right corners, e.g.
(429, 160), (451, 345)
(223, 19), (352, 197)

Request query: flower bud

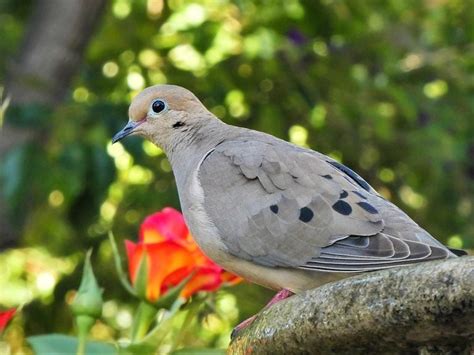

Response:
(71, 251), (103, 319)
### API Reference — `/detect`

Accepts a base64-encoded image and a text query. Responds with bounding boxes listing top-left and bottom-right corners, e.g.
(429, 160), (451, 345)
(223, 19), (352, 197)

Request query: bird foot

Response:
(230, 314), (257, 340)
(264, 288), (294, 307)
(231, 288), (294, 340)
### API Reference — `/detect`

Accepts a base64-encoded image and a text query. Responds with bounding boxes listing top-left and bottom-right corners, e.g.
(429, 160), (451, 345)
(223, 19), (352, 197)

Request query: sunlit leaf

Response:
(27, 334), (115, 355)
(109, 232), (137, 296)
(171, 349), (225, 355)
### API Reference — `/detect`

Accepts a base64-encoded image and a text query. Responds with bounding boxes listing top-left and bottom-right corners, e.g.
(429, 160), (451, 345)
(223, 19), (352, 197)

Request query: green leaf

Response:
(27, 334), (116, 355)
(134, 252), (149, 300)
(153, 272), (194, 310)
(4, 104), (53, 128)
(0, 144), (32, 219)
(57, 143), (87, 200)
(108, 232), (136, 296)
(117, 342), (157, 355)
(88, 144), (115, 204)
(171, 349), (226, 355)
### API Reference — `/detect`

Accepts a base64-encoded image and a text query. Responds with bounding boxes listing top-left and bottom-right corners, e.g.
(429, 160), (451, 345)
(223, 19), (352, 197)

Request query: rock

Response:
(229, 257), (474, 354)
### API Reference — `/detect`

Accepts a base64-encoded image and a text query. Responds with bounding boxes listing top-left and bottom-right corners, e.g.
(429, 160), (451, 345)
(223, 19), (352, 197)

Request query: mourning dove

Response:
(113, 84), (459, 294)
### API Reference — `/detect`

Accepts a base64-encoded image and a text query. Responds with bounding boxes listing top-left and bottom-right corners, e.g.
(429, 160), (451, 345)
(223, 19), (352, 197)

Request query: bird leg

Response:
(231, 288), (294, 339)
(264, 288), (294, 306)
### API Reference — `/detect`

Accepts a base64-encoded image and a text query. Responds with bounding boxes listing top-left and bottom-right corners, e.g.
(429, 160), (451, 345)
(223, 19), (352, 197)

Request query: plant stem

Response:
(170, 298), (202, 352)
(75, 315), (94, 355)
(131, 302), (158, 343)
(76, 336), (85, 355)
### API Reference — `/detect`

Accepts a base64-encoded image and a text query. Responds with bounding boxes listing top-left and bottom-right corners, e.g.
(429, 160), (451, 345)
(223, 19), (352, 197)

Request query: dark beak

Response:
(112, 120), (142, 143)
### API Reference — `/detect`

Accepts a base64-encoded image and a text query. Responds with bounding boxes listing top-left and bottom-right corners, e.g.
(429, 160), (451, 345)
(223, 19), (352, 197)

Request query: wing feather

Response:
(198, 137), (452, 272)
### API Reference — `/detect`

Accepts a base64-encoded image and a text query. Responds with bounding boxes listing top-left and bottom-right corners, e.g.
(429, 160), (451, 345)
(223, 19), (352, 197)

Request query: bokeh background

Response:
(1, 0), (473, 352)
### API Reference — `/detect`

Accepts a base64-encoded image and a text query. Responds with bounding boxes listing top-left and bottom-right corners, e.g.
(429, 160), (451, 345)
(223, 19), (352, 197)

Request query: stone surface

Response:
(229, 257), (474, 354)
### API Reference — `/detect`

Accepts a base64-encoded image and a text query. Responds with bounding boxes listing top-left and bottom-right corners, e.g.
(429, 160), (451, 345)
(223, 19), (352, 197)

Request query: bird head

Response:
(112, 85), (212, 150)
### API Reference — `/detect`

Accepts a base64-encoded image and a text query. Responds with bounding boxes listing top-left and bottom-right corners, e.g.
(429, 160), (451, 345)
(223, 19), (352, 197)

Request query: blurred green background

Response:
(0, 0), (473, 352)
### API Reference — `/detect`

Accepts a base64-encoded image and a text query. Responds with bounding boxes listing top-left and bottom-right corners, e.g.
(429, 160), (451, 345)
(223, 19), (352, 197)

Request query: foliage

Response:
(0, 0), (473, 353)
(27, 335), (115, 355)
(27, 209), (241, 354)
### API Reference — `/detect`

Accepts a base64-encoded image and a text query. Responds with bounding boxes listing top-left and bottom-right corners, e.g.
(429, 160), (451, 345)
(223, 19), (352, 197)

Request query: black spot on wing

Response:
(339, 190), (348, 199)
(357, 201), (378, 214)
(327, 161), (372, 192)
(299, 207), (314, 222)
(332, 200), (352, 215)
(270, 204), (279, 214)
(321, 174), (333, 180)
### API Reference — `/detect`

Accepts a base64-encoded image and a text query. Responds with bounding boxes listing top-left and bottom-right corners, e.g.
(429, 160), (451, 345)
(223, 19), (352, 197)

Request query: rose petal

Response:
(129, 208), (242, 302)
(0, 308), (16, 332)
(221, 271), (243, 285)
(125, 240), (142, 284)
(160, 267), (193, 294)
(133, 241), (194, 302)
(181, 267), (223, 298)
(139, 208), (189, 243)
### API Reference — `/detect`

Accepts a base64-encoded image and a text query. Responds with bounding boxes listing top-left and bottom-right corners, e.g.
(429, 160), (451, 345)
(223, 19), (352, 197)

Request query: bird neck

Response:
(165, 116), (234, 189)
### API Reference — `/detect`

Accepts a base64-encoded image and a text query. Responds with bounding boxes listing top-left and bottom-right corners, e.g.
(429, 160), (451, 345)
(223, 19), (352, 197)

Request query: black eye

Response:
(151, 99), (166, 114)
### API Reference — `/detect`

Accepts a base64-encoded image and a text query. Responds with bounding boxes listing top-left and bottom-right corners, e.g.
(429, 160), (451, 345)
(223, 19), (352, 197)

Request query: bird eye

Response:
(151, 99), (166, 114)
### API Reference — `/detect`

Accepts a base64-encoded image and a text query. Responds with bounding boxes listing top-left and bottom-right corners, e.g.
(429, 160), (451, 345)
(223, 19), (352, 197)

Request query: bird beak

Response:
(112, 120), (143, 143)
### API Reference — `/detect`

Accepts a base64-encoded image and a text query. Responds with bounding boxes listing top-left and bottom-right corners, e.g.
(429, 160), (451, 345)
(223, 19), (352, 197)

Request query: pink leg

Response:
(264, 288), (294, 308)
(231, 289), (294, 339)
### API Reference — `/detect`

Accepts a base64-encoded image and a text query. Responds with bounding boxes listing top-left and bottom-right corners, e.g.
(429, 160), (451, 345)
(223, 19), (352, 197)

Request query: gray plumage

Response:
(197, 131), (453, 273)
(117, 84), (459, 292)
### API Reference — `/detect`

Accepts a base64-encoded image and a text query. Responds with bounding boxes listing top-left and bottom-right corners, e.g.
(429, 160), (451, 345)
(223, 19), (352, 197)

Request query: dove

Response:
(113, 84), (461, 307)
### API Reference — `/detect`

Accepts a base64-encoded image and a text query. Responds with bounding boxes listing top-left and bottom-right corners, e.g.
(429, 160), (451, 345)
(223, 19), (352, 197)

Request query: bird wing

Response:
(197, 137), (450, 272)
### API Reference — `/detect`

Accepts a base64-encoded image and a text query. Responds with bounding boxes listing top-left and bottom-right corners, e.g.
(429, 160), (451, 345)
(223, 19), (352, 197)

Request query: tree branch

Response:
(229, 257), (474, 354)
(0, 0), (107, 248)
(5, 0), (108, 105)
